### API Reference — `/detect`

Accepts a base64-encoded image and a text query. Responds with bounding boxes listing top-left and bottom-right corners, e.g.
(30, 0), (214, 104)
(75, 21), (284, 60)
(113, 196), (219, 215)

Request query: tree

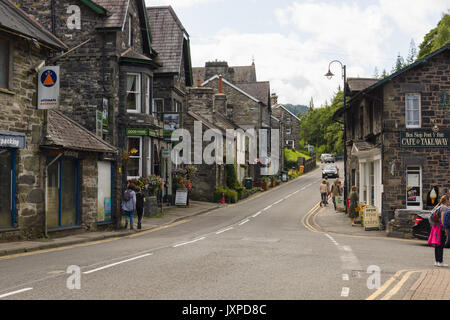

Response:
(309, 97), (314, 111)
(392, 53), (406, 73)
(373, 67), (379, 79)
(381, 69), (389, 79)
(418, 13), (450, 59)
(406, 39), (417, 64)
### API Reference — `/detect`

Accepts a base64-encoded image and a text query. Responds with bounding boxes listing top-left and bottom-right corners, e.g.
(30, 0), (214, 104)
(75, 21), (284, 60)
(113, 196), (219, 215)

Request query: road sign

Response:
(38, 66), (60, 109)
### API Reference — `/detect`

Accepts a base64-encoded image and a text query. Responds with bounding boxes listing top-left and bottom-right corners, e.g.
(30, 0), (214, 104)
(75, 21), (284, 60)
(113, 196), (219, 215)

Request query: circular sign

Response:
(41, 69), (57, 88)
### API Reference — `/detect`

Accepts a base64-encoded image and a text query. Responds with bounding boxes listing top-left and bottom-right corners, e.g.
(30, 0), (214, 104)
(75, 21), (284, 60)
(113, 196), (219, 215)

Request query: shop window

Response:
(126, 73), (141, 113)
(0, 38), (9, 89)
(0, 149), (14, 227)
(47, 158), (79, 228)
(405, 93), (421, 128)
(407, 166), (422, 210)
(97, 161), (112, 222)
(127, 137), (142, 179)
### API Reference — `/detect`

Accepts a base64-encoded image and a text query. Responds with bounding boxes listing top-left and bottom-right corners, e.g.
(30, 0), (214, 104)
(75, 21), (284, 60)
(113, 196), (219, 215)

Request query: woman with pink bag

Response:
(428, 195), (450, 267)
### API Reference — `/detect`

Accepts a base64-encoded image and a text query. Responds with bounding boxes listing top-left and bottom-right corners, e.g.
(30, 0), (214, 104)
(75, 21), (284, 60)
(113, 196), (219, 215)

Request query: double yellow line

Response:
(301, 202), (322, 233)
(366, 269), (423, 300)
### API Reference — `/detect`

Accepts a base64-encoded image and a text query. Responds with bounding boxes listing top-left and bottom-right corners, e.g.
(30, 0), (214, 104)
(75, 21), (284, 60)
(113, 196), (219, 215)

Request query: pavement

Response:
(0, 200), (222, 257)
(313, 200), (450, 300)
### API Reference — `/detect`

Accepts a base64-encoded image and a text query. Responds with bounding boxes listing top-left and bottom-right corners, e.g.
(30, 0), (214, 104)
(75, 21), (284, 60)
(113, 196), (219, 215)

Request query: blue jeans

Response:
(124, 210), (134, 226)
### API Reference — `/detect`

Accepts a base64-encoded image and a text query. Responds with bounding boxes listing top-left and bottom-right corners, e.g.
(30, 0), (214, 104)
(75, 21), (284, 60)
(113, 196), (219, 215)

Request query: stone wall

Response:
(80, 155), (98, 231)
(0, 34), (51, 240)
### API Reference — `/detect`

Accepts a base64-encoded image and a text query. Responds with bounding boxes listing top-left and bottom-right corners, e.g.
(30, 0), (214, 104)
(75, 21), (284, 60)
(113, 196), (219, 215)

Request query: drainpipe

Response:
(51, 0), (56, 34)
(44, 153), (62, 237)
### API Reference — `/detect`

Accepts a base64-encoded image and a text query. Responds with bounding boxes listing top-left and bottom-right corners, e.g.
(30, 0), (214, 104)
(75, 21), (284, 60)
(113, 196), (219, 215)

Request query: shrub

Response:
(225, 164), (239, 189)
(214, 187), (238, 203)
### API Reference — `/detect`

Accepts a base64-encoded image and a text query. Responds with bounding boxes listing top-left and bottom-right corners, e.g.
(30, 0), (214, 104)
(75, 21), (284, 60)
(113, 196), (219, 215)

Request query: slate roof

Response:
(147, 6), (187, 74)
(92, 0), (129, 29)
(187, 111), (238, 134)
(120, 47), (153, 62)
(0, 0), (67, 50)
(347, 78), (379, 93)
(236, 81), (270, 106)
(202, 75), (260, 103)
(43, 110), (117, 153)
(271, 104), (301, 122)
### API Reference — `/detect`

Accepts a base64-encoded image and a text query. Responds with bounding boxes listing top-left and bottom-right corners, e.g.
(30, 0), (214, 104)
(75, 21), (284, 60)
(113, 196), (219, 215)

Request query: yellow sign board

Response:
(363, 205), (380, 230)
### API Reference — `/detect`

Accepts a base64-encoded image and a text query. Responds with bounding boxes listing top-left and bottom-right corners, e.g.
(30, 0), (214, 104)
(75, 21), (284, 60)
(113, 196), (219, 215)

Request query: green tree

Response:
(392, 53), (406, 73)
(418, 13), (450, 59)
(406, 39), (417, 64)
(381, 69), (389, 79)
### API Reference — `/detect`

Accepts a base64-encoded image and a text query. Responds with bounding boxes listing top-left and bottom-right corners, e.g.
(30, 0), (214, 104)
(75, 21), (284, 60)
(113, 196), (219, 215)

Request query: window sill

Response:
(0, 88), (15, 95)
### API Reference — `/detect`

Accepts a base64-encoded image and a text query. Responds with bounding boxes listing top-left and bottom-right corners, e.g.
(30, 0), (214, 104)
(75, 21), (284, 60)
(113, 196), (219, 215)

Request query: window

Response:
(153, 99), (164, 114)
(0, 149), (14, 227)
(286, 116), (291, 124)
(128, 14), (133, 47)
(286, 127), (292, 135)
(406, 93), (421, 128)
(147, 139), (152, 176)
(286, 140), (294, 148)
(406, 166), (422, 210)
(0, 38), (9, 89)
(174, 101), (181, 112)
(127, 137), (142, 179)
(144, 75), (150, 115)
(126, 73), (141, 113)
(47, 158), (79, 228)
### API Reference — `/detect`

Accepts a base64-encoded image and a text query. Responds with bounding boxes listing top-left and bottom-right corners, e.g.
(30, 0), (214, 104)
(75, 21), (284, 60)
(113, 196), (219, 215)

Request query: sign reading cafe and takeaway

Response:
(400, 130), (450, 148)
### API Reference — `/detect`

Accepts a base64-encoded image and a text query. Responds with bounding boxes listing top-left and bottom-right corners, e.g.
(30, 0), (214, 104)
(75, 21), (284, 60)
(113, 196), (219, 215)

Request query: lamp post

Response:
(325, 60), (348, 207)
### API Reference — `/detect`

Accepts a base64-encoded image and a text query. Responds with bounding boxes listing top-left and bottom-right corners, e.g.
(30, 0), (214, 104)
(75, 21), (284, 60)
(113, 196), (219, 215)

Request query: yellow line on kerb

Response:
(301, 202), (322, 233)
(366, 269), (414, 300)
(380, 270), (421, 300)
(0, 219), (192, 261)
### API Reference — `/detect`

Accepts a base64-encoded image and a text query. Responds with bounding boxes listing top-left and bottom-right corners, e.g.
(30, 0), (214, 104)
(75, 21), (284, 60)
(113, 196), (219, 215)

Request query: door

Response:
(0, 149), (13, 227)
(97, 161), (112, 222)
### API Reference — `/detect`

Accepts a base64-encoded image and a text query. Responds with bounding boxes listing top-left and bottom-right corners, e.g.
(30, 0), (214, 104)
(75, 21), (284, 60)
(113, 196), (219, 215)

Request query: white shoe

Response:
(438, 263), (448, 267)
(435, 262), (439, 267)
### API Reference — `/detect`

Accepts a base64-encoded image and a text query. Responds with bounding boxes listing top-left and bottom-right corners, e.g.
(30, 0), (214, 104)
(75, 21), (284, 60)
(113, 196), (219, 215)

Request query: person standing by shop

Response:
(320, 180), (328, 207)
(330, 179), (341, 211)
(348, 186), (359, 226)
(122, 183), (137, 230)
(429, 195), (450, 267)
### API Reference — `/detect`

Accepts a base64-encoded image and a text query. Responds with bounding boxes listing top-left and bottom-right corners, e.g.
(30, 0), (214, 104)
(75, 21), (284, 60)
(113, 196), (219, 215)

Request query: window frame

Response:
(144, 75), (150, 115)
(126, 73), (141, 113)
(285, 127), (292, 135)
(127, 136), (142, 180)
(405, 93), (421, 129)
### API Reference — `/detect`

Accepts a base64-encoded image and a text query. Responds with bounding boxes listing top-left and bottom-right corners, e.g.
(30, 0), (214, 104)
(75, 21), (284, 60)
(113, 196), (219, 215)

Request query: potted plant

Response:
(261, 177), (270, 191)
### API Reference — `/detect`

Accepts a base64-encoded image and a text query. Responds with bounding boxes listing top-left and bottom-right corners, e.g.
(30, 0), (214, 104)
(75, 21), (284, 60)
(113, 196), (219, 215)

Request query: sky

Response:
(145, 0), (449, 106)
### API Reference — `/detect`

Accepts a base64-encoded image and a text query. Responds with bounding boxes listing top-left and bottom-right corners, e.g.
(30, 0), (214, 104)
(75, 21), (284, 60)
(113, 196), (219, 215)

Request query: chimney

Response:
(218, 75), (223, 94)
(197, 79), (202, 87)
(270, 93), (278, 106)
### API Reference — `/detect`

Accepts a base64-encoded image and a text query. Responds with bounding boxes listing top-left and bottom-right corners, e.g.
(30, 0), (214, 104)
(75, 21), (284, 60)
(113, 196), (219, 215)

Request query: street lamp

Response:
(325, 60), (348, 207)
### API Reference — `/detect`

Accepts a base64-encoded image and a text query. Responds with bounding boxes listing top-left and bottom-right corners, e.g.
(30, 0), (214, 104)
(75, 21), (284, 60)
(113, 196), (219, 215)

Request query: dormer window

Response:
(128, 14), (133, 47)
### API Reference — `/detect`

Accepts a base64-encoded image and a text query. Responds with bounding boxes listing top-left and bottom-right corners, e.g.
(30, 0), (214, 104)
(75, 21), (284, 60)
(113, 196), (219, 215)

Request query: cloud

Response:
(145, 0), (222, 8)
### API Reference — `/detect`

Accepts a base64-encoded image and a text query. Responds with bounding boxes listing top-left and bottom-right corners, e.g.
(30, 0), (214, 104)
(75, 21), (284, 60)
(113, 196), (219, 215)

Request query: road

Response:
(0, 162), (437, 300)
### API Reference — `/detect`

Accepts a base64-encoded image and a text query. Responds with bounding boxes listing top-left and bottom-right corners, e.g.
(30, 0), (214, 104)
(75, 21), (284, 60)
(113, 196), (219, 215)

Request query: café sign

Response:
(400, 130), (450, 148)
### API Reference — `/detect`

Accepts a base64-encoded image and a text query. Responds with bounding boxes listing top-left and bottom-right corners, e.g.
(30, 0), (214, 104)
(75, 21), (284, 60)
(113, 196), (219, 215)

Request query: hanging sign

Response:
(96, 110), (103, 138)
(37, 66), (60, 109)
(102, 98), (109, 133)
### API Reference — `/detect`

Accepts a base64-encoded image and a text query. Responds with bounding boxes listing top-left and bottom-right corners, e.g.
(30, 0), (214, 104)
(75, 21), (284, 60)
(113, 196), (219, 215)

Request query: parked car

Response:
(322, 164), (339, 178)
(412, 212), (450, 247)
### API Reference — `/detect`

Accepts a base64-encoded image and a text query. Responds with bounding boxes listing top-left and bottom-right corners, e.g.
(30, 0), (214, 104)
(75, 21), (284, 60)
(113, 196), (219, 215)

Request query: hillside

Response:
(283, 104), (309, 117)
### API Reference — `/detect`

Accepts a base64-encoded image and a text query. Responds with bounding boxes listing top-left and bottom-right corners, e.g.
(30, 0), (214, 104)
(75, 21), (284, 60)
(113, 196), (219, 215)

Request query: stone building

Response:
(0, 0), (116, 240)
(335, 45), (450, 226)
(19, 0), (165, 225)
(271, 93), (301, 150)
(147, 5), (194, 201)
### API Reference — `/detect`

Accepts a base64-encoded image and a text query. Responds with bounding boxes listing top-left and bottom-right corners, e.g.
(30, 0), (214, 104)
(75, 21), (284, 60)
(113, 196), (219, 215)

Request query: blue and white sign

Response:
(37, 66), (60, 109)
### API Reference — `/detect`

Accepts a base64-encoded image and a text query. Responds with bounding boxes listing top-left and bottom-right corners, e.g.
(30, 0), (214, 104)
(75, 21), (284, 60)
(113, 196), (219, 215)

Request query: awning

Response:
(0, 131), (26, 149)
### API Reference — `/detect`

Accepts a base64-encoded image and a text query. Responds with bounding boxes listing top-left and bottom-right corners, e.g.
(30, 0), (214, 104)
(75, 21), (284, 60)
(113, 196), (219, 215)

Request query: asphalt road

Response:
(0, 163), (438, 300)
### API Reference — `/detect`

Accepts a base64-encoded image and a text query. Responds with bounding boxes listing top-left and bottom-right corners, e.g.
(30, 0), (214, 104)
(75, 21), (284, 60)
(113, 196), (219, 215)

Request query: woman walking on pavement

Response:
(320, 180), (328, 207)
(430, 195), (450, 267)
(121, 183), (137, 230)
(348, 186), (359, 226)
(331, 178), (341, 211)
(135, 187), (146, 230)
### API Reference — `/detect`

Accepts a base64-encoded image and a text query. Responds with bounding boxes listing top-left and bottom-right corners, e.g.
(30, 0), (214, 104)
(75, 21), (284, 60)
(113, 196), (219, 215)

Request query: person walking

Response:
(121, 183), (137, 230)
(324, 177), (330, 205)
(135, 187), (145, 230)
(348, 186), (359, 226)
(429, 195), (450, 267)
(320, 180), (328, 207)
(330, 178), (342, 211)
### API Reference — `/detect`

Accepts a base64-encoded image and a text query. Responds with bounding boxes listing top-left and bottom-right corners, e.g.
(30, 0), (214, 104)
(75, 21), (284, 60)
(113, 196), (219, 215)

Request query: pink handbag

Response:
(428, 224), (442, 248)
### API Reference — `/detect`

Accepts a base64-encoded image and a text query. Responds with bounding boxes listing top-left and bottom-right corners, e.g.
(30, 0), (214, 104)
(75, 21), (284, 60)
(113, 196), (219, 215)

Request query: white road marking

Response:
(0, 288), (33, 299)
(239, 219), (250, 226)
(341, 287), (350, 297)
(293, 190), (300, 194)
(273, 199), (283, 205)
(173, 237), (206, 248)
(300, 187), (306, 191)
(263, 205), (272, 211)
(83, 254), (153, 274)
(216, 227), (234, 234)
(252, 211), (262, 218)
(342, 246), (352, 252)
(342, 274), (349, 281)
(284, 194), (292, 200)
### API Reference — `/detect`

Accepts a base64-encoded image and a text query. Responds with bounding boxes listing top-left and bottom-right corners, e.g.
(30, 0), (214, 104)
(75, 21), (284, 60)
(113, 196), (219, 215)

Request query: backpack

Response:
(429, 206), (442, 226)
(124, 189), (131, 202)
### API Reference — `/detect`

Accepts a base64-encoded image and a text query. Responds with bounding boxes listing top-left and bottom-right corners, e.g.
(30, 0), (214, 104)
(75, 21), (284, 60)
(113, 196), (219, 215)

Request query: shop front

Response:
(0, 131), (26, 229)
